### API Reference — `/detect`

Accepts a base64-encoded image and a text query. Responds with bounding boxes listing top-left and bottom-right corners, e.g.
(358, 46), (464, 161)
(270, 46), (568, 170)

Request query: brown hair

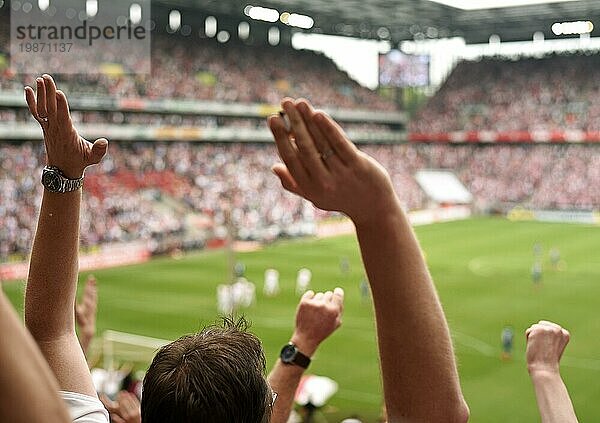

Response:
(141, 317), (271, 423)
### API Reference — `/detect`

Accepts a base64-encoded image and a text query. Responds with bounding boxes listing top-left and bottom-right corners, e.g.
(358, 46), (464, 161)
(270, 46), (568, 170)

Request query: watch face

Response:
(43, 170), (63, 192)
(281, 344), (297, 363)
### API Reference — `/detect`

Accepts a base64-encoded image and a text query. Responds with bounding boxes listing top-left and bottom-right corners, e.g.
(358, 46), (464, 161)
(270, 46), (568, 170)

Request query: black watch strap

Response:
(292, 349), (311, 369)
(280, 342), (311, 369)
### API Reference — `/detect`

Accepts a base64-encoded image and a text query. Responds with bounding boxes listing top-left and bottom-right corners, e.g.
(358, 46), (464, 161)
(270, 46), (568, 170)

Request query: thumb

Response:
(90, 138), (109, 164)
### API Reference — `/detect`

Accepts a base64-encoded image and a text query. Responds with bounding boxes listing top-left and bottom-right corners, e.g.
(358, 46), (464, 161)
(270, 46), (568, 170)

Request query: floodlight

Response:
(287, 13), (314, 29)
(86, 0), (97, 17)
(169, 10), (181, 32)
(130, 3), (142, 25)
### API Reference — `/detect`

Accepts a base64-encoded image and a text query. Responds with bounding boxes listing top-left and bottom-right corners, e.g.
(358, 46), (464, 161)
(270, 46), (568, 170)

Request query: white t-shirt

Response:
(60, 391), (109, 423)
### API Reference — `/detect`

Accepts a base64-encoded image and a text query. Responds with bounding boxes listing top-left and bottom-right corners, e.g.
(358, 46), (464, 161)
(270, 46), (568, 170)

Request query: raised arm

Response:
(24, 74), (108, 397)
(0, 288), (71, 423)
(268, 98), (468, 422)
(526, 321), (578, 423)
(268, 287), (344, 423)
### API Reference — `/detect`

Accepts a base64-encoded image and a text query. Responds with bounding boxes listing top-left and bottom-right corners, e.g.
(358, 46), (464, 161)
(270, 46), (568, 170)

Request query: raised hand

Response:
(268, 99), (469, 422)
(24, 74), (108, 178)
(101, 391), (142, 423)
(267, 287), (344, 423)
(526, 320), (570, 376)
(526, 321), (578, 423)
(268, 98), (397, 225)
(75, 275), (98, 356)
(291, 287), (344, 356)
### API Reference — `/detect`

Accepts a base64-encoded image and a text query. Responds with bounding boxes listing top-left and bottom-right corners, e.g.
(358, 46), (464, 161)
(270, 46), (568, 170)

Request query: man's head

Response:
(141, 318), (272, 423)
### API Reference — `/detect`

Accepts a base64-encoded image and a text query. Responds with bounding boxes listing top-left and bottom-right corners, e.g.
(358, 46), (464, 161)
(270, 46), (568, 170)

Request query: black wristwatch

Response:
(41, 166), (84, 193)
(280, 342), (311, 369)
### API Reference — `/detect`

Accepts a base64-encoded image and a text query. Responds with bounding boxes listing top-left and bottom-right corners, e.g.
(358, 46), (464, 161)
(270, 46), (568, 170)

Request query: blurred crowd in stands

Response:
(2, 141), (598, 262)
(411, 54), (600, 133)
(0, 108), (393, 134)
(0, 11), (393, 111)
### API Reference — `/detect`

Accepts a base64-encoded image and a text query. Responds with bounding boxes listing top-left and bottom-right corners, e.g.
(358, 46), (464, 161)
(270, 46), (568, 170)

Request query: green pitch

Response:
(3, 218), (600, 422)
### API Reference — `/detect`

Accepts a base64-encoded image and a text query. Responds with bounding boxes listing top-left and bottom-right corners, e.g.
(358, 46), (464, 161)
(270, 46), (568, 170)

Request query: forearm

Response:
(354, 199), (467, 422)
(25, 189), (81, 340)
(25, 188), (96, 395)
(267, 361), (304, 423)
(267, 334), (318, 423)
(0, 290), (71, 423)
(531, 372), (578, 423)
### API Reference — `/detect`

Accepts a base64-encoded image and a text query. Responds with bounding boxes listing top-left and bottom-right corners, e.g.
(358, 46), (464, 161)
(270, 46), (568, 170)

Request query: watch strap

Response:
(42, 166), (84, 193)
(63, 174), (84, 192)
(281, 342), (311, 369)
(292, 348), (311, 369)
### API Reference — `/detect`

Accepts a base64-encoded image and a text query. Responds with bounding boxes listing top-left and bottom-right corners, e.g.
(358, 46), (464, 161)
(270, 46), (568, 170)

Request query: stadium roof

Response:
(155, 0), (599, 44)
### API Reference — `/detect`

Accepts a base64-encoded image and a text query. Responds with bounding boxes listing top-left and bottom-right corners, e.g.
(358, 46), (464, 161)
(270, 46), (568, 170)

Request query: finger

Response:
(83, 294), (96, 312)
(90, 138), (109, 165)
(313, 292), (324, 301)
(100, 394), (117, 411)
(333, 287), (345, 304)
(85, 275), (98, 296)
(296, 99), (344, 172)
(111, 415), (126, 423)
(281, 99), (329, 180)
(268, 115), (310, 188)
(87, 274), (97, 283)
(538, 320), (562, 330)
(74, 307), (84, 324)
(24, 86), (40, 121)
(323, 291), (334, 302)
(42, 74), (57, 120)
(301, 290), (315, 300)
(124, 392), (140, 409)
(56, 90), (72, 126)
(314, 112), (358, 164)
(272, 164), (303, 197)
(35, 78), (47, 119)
(121, 394), (135, 409)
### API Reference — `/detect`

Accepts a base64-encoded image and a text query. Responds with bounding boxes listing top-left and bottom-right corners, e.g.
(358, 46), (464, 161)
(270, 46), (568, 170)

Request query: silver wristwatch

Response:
(41, 166), (84, 193)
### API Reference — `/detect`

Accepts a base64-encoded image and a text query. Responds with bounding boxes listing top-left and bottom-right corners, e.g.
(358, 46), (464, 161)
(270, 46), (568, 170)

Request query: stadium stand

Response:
(0, 11), (392, 111)
(1, 7), (598, 264)
(1, 141), (598, 262)
(410, 54), (600, 139)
